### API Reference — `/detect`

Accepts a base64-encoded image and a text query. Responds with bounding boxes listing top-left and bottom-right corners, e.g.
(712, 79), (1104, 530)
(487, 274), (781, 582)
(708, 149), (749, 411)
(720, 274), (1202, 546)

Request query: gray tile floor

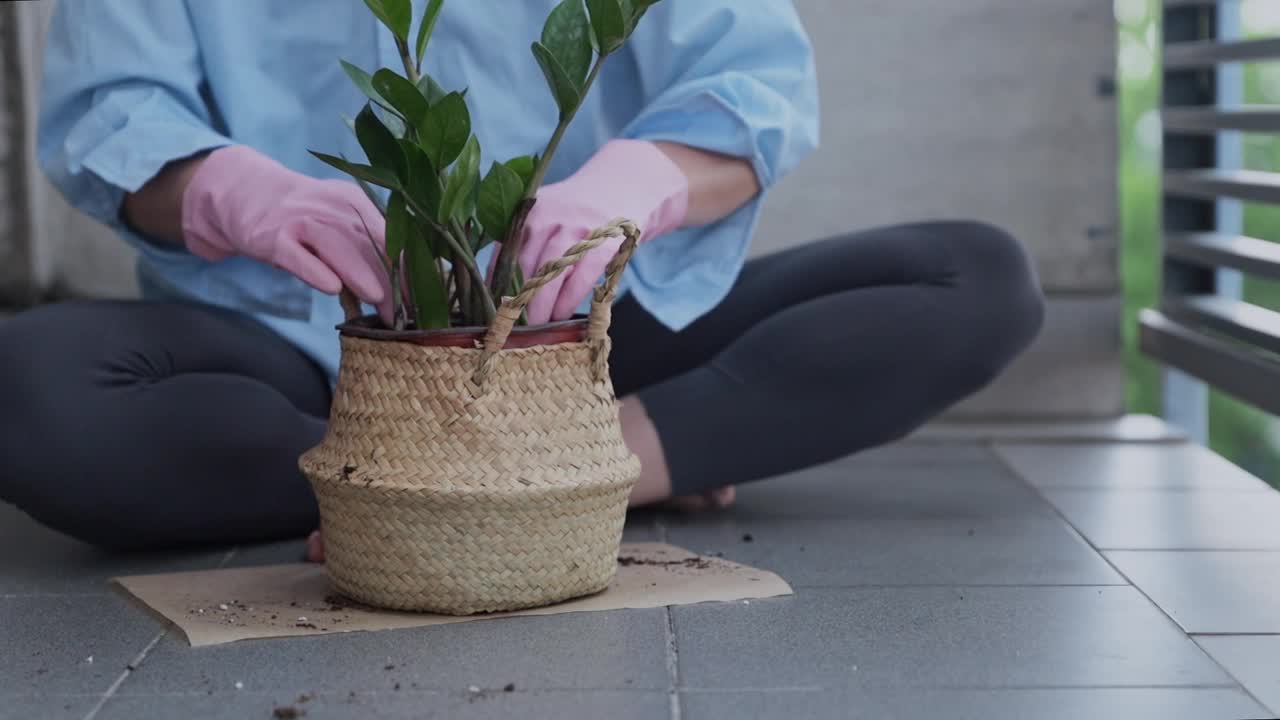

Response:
(4, 427), (1279, 719)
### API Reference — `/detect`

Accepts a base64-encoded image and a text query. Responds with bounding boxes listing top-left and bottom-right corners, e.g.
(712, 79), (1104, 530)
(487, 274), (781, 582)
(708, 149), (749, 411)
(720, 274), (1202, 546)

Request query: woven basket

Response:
(299, 221), (643, 615)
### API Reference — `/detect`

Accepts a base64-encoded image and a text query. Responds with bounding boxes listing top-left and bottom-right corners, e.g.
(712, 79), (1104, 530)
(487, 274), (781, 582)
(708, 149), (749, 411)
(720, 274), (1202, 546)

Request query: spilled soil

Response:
(617, 555), (712, 570)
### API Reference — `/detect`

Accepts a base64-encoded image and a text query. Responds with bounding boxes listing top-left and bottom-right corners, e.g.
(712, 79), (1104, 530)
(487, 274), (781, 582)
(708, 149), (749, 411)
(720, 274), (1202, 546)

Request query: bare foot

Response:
(306, 530), (324, 563)
(619, 397), (737, 511)
(639, 485), (737, 512)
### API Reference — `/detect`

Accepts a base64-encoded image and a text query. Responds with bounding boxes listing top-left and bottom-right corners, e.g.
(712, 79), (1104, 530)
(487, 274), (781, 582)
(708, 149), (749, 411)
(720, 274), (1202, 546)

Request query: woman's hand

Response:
(180, 145), (393, 322)
(517, 140), (690, 325)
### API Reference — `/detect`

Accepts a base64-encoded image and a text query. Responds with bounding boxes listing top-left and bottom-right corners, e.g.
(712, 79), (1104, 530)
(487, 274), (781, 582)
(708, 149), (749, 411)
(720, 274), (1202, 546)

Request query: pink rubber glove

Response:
(182, 145), (392, 321)
(519, 139), (689, 324)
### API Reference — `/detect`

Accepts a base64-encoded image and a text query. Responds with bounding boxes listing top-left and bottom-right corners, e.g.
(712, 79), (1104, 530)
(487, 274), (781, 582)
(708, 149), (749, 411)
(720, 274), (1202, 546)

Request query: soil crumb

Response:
(272, 706), (304, 719)
(617, 555), (712, 570)
(324, 593), (377, 612)
(741, 533), (754, 543)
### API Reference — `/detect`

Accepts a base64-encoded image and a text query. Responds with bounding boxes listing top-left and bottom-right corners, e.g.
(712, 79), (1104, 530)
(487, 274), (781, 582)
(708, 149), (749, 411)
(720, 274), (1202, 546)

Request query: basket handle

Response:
(472, 218), (641, 387)
(339, 288), (364, 323)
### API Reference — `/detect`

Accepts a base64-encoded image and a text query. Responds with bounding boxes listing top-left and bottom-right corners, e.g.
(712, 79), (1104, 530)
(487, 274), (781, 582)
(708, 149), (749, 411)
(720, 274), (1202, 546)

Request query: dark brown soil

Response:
(272, 706), (304, 719)
(323, 593), (377, 612)
(617, 556), (711, 570)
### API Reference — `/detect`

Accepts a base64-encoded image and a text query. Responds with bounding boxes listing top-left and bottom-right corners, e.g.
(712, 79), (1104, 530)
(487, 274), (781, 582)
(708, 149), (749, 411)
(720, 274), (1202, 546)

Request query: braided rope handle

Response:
(472, 218), (641, 387)
(339, 288), (364, 323)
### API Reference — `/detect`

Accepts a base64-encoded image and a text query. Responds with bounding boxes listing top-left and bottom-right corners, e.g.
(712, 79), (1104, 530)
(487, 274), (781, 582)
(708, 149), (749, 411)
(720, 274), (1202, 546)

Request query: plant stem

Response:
(392, 40), (493, 325)
(395, 38), (420, 85)
(390, 258), (406, 331)
(490, 56), (607, 299)
(527, 59), (604, 196)
(449, 217), (470, 251)
(400, 193), (495, 322)
(456, 261), (473, 322)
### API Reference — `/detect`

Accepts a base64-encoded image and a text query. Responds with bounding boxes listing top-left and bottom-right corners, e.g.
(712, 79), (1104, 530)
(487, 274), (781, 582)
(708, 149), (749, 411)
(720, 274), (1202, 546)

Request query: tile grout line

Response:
(80, 546), (241, 720)
(1033, 487), (1278, 495)
(1188, 636), (1280, 715)
(655, 517), (681, 720)
(81, 632), (163, 720)
(1182, 627), (1280, 632)
(987, 445), (1268, 699)
(664, 608), (681, 720)
(678, 682), (1245, 692)
(984, 444), (1137, 581)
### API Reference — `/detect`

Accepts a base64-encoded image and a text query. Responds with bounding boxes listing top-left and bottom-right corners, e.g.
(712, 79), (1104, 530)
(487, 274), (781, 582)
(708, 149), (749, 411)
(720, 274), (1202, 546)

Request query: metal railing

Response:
(1141, 1), (1280, 416)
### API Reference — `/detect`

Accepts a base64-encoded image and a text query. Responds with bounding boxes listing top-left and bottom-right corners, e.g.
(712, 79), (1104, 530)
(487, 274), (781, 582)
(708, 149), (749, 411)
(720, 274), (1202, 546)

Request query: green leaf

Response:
(586, 0), (627, 54)
(310, 151), (400, 189)
(440, 136), (480, 223)
(371, 69), (430, 127)
(416, 74), (449, 105)
(462, 177), (479, 230)
(414, 0), (445, 68)
(348, 106), (406, 139)
(331, 151), (391, 219)
(417, 91), (471, 169)
(353, 173), (388, 215)
(375, 108), (407, 138)
(398, 140), (444, 251)
(405, 224), (450, 328)
(384, 191), (409, 263)
(363, 0), (411, 42)
(354, 104), (406, 179)
(477, 162), (525, 242)
(531, 42), (582, 120)
(541, 0), (593, 89)
(341, 60), (400, 117)
(399, 141), (439, 205)
(504, 155), (537, 187)
(623, 0), (661, 29)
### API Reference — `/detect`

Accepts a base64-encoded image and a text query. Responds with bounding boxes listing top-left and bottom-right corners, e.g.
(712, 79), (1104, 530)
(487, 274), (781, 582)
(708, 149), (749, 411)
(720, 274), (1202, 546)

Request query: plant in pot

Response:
(298, 0), (661, 615)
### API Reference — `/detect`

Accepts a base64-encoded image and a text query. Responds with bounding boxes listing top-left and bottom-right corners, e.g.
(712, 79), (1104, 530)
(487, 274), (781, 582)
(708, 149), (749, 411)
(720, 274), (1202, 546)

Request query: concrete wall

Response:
(0, 1), (138, 305)
(1, 0), (1122, 418)
(760, 0), (1123, 418)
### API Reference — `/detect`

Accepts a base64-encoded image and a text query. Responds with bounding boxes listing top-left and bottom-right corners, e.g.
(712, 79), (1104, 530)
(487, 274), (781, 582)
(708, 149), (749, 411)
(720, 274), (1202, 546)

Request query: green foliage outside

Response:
(1118, 0), (1280, 485)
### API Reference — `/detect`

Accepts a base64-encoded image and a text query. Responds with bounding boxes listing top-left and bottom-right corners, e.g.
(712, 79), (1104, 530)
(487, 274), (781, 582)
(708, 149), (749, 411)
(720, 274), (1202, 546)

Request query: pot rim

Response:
(337, 314), (589, 348)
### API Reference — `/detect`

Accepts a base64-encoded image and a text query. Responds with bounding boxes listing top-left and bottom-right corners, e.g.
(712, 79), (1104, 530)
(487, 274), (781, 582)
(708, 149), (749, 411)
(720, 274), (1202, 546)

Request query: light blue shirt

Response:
(38, 1), (819, 381)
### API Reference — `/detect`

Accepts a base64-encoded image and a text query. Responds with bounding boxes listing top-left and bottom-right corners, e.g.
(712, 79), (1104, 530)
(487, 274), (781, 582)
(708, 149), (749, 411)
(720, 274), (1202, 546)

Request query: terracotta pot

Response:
(336, 314), (588, 348)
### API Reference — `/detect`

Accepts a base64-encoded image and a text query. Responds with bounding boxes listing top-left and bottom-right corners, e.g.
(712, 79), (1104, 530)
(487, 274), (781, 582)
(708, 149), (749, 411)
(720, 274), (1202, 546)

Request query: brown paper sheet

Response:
(112, 542), (792, 647)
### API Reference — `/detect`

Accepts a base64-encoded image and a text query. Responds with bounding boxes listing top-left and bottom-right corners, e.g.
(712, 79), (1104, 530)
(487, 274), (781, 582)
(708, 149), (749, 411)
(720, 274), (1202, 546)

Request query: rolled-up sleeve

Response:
(36, 0), (232, 245)
(621, 1), (820, 189)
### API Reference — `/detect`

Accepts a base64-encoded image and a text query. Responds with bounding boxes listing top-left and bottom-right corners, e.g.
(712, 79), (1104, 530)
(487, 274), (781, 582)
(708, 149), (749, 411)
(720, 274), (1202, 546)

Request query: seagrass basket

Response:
(299, 221), (643, 615)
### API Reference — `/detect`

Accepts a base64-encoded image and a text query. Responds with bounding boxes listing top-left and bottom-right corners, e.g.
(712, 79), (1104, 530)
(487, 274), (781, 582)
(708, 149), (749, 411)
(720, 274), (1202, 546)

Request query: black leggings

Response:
(0, 222), (1043, 550)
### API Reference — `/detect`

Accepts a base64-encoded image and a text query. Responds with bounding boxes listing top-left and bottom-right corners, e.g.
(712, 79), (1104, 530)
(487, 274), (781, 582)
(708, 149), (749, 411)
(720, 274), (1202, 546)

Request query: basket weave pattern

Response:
(300, 221), (642, 615)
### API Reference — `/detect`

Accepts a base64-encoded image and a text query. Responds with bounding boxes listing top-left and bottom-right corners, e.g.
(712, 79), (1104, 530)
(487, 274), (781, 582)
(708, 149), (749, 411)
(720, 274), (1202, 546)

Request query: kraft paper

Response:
(111, 542), (792, 647)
